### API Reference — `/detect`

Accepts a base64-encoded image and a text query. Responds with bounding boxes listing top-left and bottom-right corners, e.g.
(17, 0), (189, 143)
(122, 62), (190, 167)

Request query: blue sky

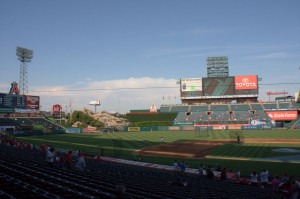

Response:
(0, 0), (299, 113)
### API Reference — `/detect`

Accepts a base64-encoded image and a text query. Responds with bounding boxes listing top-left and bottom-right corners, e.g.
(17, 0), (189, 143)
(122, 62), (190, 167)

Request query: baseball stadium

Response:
(1, 54), (300, 198)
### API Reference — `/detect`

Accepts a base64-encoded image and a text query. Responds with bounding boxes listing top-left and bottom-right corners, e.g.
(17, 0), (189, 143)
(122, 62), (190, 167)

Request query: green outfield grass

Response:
(14, 129), (300, 177)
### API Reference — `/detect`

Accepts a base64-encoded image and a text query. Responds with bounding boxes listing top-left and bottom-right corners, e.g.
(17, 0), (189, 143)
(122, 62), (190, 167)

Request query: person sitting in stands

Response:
(65, 150), (73, 169)
(173, 160), (180, 176)
(250, 171), (258, 186)
(113, 184), (133, 199)
(260, 168), (269, 188)
(46, 147), (56, 168)
(206, 166), (214, 179)
(179, 160), (186, 176)
(236, 169), (241, 179)
(198, 165), (204, 176)
(272, 176), (281, 199)
(74, 152), (86, 172)
(220, 168), (227, 181)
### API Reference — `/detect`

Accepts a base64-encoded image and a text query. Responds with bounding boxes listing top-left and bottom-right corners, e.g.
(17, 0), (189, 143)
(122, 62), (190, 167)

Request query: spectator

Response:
(260, 168), (269, 188)
(220, 168), (227, 181)
(291, 178), (300, 199)
(206, 167), (214, 179)
(280, 178), (292, 199)
(198, 165), (204, 176)
(173, 160), (180, 176)
(236, 170), (241, 179)
(74, 152), (86, 172)
(216, 165), (222, 172)
(272, 176), (281, 198)
(113, 184), (133, 199)
(179, 160), (186, 175)
(46, 147), (56, 168)
(250, 171), (258, 186)
(65, 150), (73, 169)
(282, 173), (289, 183)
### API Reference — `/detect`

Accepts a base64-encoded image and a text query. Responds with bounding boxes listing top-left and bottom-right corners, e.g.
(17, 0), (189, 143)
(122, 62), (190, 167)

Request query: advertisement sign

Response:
(89, 100), (100, 105)
(266, 111), (298, 121)
(250, 120), (269, 126)
(181, 78), (202, 92)
(172, 122), (194, 126)
(128, 127), (140, 132)
(235, 75), (258, 90)
(83, 127), (97, 133)
(15, 108), (39, 113)
(169, 126), (180, 131)
(26, 95), (40, 109)
(52, 104), (62, 114)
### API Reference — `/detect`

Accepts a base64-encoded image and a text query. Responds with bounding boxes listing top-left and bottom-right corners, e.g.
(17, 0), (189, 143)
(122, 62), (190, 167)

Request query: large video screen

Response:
(203, 77), (234, 96)
(0, 93), (39, 113)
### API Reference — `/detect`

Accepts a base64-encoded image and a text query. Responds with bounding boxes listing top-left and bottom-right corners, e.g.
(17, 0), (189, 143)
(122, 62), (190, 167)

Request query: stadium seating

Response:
(170, 105), (189, 112)
(278, 102), (290, 109)
(250, 103), (264, 110)
(0, 144), (273, 199)
(230, 104), (250, 111)
(263, 103), (277, 110)
(210, 104), (229, 112)
(190, 105), (209, 112)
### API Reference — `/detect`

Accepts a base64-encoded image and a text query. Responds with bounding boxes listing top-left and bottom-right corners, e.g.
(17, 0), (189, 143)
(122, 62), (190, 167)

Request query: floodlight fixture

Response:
(16, 46), (33, 95)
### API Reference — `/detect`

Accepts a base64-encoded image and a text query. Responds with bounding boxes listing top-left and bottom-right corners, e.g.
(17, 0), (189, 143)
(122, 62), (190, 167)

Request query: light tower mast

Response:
(16, 46), (33, 95)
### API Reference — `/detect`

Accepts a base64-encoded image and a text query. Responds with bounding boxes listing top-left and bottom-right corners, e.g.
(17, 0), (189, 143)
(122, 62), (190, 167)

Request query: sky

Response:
(0, 0), (299, 113)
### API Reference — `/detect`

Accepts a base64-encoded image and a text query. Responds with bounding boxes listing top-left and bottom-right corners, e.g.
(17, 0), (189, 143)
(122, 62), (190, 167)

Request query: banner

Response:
(128, 127), (140, 132)
(235, 75), (258, 90)
(66, 128), (81, 133)
(26, 95), (40, 110)
(83, 127), (97, 133)
(172, 122), (194, 126)
(266, 111), (298, 121)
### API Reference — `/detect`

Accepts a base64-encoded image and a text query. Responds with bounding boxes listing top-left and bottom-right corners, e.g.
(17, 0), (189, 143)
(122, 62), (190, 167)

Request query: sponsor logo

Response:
(266, 111), (298, 121)
(235, 75), (258, 90)
(27, 96), (39, 103)
(128, 127), (140, 132)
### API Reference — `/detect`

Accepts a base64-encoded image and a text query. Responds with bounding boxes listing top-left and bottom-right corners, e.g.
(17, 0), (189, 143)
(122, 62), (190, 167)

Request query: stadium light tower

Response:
(16, 46), (33, 95)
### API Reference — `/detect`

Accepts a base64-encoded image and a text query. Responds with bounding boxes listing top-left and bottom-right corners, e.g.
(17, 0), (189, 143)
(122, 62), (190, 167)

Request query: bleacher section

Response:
(170, 105), (189, 112)
(162, 102), (299, 126)
(263, 103), (277, 110)
(250, 103), (264, 110)
(0, 144), (272, 199)
(210, 104), (229, 112)
(190, 105), (209, 112)
(278, 102), (290, 109)
(230, 104), (250, 111)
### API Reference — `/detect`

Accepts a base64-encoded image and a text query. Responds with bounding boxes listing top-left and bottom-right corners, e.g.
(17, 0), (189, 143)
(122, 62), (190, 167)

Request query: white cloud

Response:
(28, 77), (181, 113)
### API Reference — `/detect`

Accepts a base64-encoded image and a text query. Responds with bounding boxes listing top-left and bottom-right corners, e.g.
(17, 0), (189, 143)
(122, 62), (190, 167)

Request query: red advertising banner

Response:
(52, 104), (62, 114)
(26, 95), (40, 109)
(235, 75), (258, 90)
(266, 111), (298, 121)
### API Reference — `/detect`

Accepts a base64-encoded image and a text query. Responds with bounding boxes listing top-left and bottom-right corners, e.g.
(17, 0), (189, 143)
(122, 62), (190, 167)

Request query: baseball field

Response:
(15, 129), (300, 177)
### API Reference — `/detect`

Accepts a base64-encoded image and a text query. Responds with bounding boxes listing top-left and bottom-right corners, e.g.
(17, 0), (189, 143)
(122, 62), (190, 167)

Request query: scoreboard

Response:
(0, 93), (39, 113)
